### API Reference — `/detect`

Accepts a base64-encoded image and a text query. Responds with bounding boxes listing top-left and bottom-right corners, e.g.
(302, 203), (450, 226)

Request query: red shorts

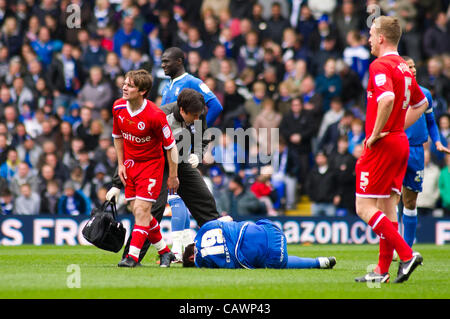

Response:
(123, 157), (164, 202)
(355, 132), (409, 198)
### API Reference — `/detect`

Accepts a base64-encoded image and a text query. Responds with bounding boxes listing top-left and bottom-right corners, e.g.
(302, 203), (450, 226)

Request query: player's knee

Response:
(133, 202), (151, 223)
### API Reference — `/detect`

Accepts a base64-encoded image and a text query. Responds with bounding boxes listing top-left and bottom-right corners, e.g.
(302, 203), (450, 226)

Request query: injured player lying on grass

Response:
(182, 216), (336, 269)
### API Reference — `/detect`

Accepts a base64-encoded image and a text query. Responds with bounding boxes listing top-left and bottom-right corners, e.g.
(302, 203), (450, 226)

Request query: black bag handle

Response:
(101, 199), (118, 220)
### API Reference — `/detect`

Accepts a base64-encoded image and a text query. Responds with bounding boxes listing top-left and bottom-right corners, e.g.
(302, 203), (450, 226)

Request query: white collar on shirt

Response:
(170, 72), (188, 89)
(127, 99), (147, 117)
(382, 51), (399, 57)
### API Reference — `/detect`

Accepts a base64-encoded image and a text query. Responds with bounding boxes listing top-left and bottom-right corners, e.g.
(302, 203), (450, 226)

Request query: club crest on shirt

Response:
(137, 121), (145, 130)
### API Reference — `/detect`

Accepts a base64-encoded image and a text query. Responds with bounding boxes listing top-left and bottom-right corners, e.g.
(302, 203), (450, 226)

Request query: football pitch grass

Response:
(0, 244), (448, 299)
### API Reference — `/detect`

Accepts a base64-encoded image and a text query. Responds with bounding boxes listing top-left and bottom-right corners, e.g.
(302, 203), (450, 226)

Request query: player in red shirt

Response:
(354, 16), (428, 283)
(112, 69), (180, 267)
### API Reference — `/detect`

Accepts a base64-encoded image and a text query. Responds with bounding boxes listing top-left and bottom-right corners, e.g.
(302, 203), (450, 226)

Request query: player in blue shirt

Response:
(161, 47), (223, 261)
(398, 56), (450, 249)
(182, 217), (337, 270)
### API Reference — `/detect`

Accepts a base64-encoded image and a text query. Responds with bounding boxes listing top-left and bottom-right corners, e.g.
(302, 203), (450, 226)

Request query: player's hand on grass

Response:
(167, 176), (179, 195)
(366, 132), (389, 149)
(436, 141), (450, 154)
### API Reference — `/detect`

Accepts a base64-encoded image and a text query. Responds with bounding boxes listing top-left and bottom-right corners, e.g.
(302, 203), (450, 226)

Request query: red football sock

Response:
(128, 224), (150, 262)
(147, 218), (170, 255)
(376, 221), (398, 274)
(369, 211), (413, 262)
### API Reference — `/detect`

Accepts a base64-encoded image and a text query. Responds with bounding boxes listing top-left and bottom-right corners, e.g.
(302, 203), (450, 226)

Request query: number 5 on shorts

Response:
(148, 179), (156, 193)
(360, 172), (369, 191)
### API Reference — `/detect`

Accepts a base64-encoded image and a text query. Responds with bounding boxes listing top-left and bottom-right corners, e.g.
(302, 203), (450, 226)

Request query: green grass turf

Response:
(0, 244), (448, 299)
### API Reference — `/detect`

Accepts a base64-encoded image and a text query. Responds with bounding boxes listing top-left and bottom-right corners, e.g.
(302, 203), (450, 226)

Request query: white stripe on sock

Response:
(129, 245), (141, 258)
(153, 239), (167, 252)
(372, 213), (385, 230)
(403, 208), (417, 217)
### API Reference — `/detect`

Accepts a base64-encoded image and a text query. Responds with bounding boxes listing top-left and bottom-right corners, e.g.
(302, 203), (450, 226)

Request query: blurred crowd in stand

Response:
(0, 0), (449, 217)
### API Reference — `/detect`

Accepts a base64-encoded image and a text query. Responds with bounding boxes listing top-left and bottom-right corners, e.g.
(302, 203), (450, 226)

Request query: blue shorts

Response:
(403, 145), (424, 193)
(256, 219), (288, 269)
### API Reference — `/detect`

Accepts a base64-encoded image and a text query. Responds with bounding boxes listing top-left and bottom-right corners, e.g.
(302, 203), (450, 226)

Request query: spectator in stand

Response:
(10, 161), (39, 198)
(283, 58), (308, 98)
(77, 66), (114, 120)
(317, 96), (345, 142)
(315, 57), (342, 112)
(423, 11), (450, 59)
(73, 106), (93, 145)
(24, 59), (45, 96)
(1, 16), (23, 58)
(41, 152), (70, 185)
(2, 104), (20, 134)
(329, 135), (357, 215)
(2, 56), (22, 87)
(418, 56), (450, 108)
(220, 79), (247, 130)
(83, 163), (112, 208)
(343, 30), (370, 85)
(417, 148), (441, 215)
(250, 166), (278, 216)
(270, 136), (299, 210)
(113, 15), (143, 56)
(265, 2), (290, 45)
(318, 110), (354, 156)
(304, 150), (338, 217)
(0, 188), (14, 215)
(237, 30), (264, 72)
(40, 179), (60, 214)
(279, 97), (316, 192)
(16, 134), (43, 169)
(182, 26), (210, 60)
(336, 59), (364, 108)
(57, 180), (90, 216)
(347, 117), (365, 155)
(47, 42), (84, 110)
(82, 33), (107, 73)
(14, 183), (40, 215)
(0, 148), (20, 182)
(253, 97), (282, 154)
(30, 26), (61, 70)
(439, 154), (450, 215)
(217, 174), (265, 219)
(244, 81), (266, 126)
(334, 0), (362, 50)
(156, 9), (177, 51)
(308, 14), (340, 56)
(209, 44), (238, 78)
(103, 51), (124, 85)
(62, 137), (85, 172)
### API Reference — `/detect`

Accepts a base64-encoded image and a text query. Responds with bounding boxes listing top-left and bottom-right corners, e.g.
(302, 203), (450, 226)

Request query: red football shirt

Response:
(365, 52), (427, 137)
(112, 98), (175, 161)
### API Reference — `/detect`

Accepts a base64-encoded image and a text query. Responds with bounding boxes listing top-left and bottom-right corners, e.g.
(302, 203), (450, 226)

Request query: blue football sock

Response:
(402, 208), (417, 247)
(286, 256), (320, 269)
(169, 196), (189, 232)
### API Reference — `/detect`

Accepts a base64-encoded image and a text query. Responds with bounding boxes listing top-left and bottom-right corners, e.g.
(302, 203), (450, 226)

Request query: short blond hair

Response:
(373, 16), (402, 46)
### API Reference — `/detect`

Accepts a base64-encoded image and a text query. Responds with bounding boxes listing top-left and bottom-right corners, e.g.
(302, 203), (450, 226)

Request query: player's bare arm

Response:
(404, 100), (429, 130)
(113, 137), (127, 186)
(366, 95), (393, 149)
(166, 145), (180, 194)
